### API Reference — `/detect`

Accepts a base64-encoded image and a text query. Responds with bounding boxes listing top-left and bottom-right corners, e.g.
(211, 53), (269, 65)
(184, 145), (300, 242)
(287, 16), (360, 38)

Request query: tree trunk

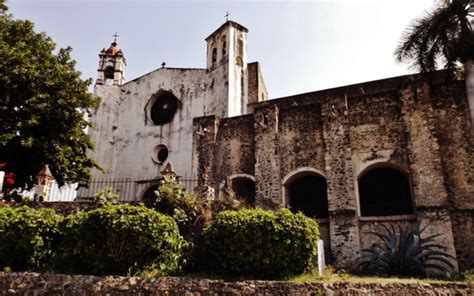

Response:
(466, 59), (474, 129)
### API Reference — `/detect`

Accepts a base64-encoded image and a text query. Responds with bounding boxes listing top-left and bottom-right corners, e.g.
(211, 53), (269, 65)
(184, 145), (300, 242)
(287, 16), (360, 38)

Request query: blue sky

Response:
(9, 0), (436, 99)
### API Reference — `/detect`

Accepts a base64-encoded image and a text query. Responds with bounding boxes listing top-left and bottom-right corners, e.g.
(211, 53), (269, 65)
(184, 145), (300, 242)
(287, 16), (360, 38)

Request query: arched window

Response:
(149, 91), (179, 125)
(212, 47), (217, 64)
(221, 35), (227, 56)
(104, 66), (114, 85)
(235, 56), (243, 66)
(358, 166), (414, 217)
(283, 169), (329, 219)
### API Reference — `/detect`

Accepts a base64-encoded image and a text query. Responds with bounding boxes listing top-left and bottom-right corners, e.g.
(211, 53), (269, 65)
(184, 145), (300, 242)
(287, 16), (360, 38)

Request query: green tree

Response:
(0, 0), (7, 13)
(394, 0), (473, 126)
(0, 4), (100, 189)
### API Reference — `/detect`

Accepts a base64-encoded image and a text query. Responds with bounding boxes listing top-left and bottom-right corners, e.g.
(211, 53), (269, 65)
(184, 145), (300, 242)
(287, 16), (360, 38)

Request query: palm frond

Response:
(394, 0), (472, 73)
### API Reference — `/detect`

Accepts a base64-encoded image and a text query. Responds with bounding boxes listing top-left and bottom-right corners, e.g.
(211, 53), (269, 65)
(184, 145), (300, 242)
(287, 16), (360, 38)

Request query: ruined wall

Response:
(213, 115), (255, 185)
(452, 211), (474, 271)
(194, 71), (472, 270)
(1, 273), (471, 296)
(248, 62), (268, 108)
(278, 104), (325, 181)
(348, 91), (409, 177)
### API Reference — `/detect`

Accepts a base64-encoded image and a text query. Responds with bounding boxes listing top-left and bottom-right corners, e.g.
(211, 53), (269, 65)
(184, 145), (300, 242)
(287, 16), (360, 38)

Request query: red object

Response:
(4, 172), (15, 186)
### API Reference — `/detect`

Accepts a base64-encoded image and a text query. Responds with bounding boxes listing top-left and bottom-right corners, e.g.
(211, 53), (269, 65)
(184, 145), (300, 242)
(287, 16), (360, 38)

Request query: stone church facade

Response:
(86, 21), (473, 271)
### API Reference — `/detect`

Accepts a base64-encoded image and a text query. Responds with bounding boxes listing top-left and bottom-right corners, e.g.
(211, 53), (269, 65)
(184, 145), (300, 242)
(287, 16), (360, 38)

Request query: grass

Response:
(289, 266), (474, 286)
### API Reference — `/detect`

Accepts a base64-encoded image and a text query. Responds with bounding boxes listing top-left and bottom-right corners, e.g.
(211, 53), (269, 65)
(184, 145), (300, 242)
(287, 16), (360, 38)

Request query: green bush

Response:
(146, 177), (205, 236)
(0, 206), (62, 271)
(56, 204), (188, 276)
(202, 208), (320, 279)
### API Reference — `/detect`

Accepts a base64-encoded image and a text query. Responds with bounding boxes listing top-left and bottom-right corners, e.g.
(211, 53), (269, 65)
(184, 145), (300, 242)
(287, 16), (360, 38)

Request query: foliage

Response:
(0, 0), (7, 13)
(55, 204), (188, 276)
(147, 177), (206, 235)
(0, 206), (62, 271)
(0, 9), (100, 190)
(354, 223), (456, 278)
(202, 208), (320, 279)
(92, 187), (119, 206)
(394, 0), (474, 75)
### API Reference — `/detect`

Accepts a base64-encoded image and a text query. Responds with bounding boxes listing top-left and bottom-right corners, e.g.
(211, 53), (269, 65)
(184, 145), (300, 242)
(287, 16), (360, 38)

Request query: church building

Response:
(83, 20), (473, 271)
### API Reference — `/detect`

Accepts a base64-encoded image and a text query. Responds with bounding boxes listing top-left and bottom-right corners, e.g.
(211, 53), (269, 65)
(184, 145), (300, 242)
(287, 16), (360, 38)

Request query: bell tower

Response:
(205, 20), (249, 117)
(96, 34), (126, 86)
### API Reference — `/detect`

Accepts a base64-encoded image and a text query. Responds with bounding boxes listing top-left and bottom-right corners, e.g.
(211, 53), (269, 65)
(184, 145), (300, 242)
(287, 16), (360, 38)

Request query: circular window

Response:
(150, 91), (178, 125)
(152, 145), (169, 164)
(157, 146), (168, 163)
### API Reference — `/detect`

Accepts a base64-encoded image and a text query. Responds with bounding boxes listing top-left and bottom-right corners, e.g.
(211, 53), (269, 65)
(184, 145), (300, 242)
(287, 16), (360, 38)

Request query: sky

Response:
(8, 0), (437, 99)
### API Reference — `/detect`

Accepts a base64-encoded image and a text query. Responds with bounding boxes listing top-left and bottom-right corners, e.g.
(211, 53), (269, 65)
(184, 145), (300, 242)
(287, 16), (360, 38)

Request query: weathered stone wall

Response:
(451, 210), (474, 271)
(279, 104), (325, 181)
(197, 71), (473, 270)
(247, 62), (268, 107)
(0, 273), (471, 296)
(213, 115), (255, 186)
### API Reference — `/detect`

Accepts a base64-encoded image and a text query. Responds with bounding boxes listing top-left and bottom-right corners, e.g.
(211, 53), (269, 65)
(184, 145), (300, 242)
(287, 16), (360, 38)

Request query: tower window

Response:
(235, 56), (243, 66)
(358, 166), (414, 217)
(221, 35), (227, 56)
(104, 66), (114, 85)
(149, 91), (179, 125)
(212, 47), (217, 64)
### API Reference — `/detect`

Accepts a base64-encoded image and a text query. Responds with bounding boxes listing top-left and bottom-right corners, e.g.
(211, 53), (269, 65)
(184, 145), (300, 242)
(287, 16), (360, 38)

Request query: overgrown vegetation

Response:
(202, 208), (320, 279)
(354, 223), (455, 278)
(55, 204), (188, 276)
(0, 206), (62, 271)
(146, 177), (206, 236)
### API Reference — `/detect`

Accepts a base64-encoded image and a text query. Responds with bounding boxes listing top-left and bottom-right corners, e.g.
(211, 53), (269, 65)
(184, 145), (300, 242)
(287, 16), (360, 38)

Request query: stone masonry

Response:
(193, 71), (473, 271)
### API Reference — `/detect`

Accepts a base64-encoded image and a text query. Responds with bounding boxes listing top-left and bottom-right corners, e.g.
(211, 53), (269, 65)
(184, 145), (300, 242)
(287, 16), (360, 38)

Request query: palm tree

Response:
(394, 0), (474, 126)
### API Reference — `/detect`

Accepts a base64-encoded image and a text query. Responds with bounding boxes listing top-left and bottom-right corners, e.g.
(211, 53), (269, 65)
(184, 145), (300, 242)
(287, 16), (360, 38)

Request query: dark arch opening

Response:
(358, 167), (414, 217)
(287, 174), (329, 219)
(104, 66), (114, 85)
(150, 91), (179, 125)
(142, 185), (159, 206)
(212, 47), (217, 64)
(231, 177), (255, 208)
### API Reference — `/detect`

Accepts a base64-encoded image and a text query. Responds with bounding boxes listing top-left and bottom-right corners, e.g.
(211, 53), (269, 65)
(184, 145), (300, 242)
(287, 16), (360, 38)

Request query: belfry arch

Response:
(282, 167), (329, 219)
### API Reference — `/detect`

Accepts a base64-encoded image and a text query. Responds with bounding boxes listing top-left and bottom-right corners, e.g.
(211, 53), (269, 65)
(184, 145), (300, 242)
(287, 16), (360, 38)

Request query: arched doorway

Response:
(283, 168), (329, 219)
(142, 184), (160, 206)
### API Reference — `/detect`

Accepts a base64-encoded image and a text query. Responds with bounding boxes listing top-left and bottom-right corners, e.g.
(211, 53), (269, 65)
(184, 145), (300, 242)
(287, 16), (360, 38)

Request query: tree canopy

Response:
(0, 4), (100, 190)
(394, 0), (473, 74)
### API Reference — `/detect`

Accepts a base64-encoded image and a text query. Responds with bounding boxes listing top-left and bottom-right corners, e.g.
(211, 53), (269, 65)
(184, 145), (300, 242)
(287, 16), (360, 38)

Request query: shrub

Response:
(354, 223), (456, 278)
(202, 208), (320, 279)
(0, 206), (62, 271)
(56, 204), (188, 276)
(146, 177), (205, 236)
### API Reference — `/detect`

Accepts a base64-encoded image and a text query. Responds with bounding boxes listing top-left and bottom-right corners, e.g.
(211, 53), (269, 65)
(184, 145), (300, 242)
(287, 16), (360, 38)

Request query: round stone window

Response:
(152, 145), (169, 164)
(150, 91), (179, 125)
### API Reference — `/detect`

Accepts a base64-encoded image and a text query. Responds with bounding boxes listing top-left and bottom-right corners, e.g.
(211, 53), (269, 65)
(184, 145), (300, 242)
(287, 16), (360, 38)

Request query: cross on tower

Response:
(225, 11), (230, 21)
(113, 32), (119, 43)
